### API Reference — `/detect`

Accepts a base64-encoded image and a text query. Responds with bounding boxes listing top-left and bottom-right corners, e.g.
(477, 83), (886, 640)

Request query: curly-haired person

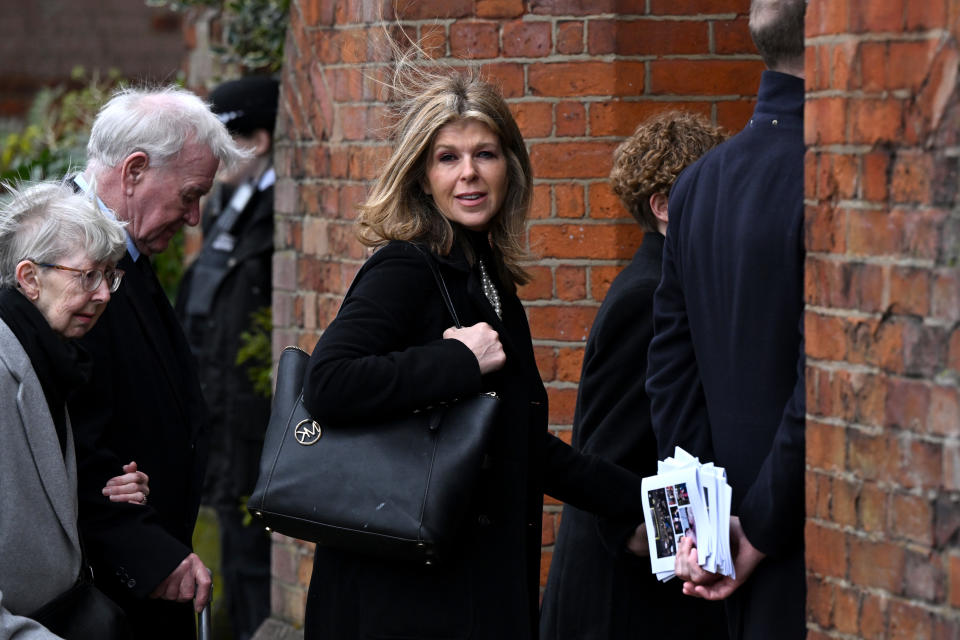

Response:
(540, 110), (727, 640)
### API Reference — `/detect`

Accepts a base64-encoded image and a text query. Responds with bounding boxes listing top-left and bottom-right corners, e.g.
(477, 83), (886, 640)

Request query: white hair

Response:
(0, 181), (127, 288)
(85, 86), (247, 176)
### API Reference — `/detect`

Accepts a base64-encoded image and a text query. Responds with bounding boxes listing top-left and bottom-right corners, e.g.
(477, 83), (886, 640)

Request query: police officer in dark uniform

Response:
(175, 75), (279, 640)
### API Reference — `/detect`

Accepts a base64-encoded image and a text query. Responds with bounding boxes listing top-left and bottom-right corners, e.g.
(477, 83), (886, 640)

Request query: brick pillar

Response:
(270, 0), (759, 630)
(804, 1), (960, 637)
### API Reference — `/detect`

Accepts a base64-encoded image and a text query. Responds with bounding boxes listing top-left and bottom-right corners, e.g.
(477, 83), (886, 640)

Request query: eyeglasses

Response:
(31, 261), (125, 293)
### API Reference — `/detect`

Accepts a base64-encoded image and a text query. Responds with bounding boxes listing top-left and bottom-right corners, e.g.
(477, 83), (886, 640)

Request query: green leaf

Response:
(1, 68), (122, 186)
(236, 306), (274, 398)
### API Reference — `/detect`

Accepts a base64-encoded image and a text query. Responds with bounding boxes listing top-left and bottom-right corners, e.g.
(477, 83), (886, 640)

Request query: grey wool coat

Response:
(0, 318), (82, 639)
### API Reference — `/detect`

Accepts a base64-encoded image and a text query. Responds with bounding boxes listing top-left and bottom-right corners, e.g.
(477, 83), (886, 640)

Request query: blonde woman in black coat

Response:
(301, 64), (648, 639)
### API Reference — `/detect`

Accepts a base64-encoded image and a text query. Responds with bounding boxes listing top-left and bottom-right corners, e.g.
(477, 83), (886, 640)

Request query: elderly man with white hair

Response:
(69, 87), (245, 640)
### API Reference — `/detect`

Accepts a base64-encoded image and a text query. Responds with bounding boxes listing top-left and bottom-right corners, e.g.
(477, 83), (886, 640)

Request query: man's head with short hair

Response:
(609, 111), (727, 233)
(84, 86), (246, 256)
(86, 87), (243, 175)
(749, 0), (806, 76)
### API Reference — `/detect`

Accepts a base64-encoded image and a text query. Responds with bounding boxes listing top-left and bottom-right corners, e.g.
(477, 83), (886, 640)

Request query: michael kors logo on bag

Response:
(294, 419), (322, 445)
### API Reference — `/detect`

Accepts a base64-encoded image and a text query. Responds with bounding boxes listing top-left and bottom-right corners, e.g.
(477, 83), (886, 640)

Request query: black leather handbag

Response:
(29, 572), (127, 640)
(249, 247), (499, 564)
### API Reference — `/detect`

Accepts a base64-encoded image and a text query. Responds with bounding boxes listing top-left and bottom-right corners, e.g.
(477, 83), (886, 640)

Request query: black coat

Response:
(646, 70), (807, 640)
(301, 236), (645, 640)
(176, 182), (274, 506)
(540, 232), (727, 639)
(69, 251), (209, 639)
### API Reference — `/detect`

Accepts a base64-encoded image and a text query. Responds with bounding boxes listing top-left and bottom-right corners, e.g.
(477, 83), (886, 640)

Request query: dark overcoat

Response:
(646, 70), (807, 640)
(540, 232), (727, 638)
(69, 251), (209, 639)
(176, 182), (274, 506)
(301, 236), (646, 640)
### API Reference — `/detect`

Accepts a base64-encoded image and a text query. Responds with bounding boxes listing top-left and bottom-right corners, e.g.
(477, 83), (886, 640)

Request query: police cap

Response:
(209, 75), (279, 136)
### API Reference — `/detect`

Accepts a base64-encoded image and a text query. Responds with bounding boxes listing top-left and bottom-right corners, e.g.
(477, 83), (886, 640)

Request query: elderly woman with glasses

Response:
(0, 181), (152, 638)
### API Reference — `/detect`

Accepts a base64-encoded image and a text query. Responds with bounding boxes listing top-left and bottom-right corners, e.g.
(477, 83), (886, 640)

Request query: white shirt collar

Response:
(257, 166), (276, 192)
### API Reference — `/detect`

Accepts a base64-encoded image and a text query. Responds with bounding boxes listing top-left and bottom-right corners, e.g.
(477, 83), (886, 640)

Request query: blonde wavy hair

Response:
(610, 111), (728, 232)
(357, 57), (533, 288)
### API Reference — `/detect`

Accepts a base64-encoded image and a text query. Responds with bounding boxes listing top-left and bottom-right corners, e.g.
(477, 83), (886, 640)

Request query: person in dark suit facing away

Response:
(539, 111), (728, 640)
(69, 87), (245, 640)
(645, 1), (807, 638)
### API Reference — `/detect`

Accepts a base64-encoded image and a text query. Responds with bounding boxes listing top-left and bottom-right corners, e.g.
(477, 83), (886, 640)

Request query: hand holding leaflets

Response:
(640, 447), (735, 583)
(676, 515), (766, 600)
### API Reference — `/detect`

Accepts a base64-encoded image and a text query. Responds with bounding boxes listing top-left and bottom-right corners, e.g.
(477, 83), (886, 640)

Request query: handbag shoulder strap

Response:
(408, 243), (462, 329)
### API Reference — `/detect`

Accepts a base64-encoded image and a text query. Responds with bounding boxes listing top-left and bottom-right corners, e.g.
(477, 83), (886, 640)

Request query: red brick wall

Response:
(270, 0), (758, 626)
(804, 1), (960, 637)
(0, 0), (182, 119)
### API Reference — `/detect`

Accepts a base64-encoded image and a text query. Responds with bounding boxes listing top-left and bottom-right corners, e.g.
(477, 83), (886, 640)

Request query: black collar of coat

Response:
(427, 227), (493, 274)
(751, 70), (804, 129)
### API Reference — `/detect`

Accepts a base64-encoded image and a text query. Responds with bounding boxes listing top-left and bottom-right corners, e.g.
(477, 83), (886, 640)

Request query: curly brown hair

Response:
(609, 111), (728, 232)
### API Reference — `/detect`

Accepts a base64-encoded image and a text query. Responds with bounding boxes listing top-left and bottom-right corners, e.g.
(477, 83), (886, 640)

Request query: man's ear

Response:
(250, 129), (272, 156)
(120, 152), (150, 195)
(15, 260), (41, 300)
(650, 192), (669, 226)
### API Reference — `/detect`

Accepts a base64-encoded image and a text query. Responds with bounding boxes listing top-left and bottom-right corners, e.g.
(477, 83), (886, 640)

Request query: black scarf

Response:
(0, 286), (92, 458)
(459, 226), (514, 290)
(462, 227), (494, 259)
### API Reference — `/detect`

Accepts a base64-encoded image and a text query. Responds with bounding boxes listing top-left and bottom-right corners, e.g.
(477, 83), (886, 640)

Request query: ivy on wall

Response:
(146, 0), (290, 72)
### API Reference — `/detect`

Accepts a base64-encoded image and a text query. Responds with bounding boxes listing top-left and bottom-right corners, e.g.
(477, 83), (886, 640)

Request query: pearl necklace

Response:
(478, 259), (502, 319)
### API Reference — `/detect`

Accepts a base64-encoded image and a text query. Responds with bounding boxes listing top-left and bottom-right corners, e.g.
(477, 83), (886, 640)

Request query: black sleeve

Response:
(70, 314), (190, 598)
(542, 432), (645, 524)
(646, 180), (716, 463)
(737, 318), (806, 556)
(572, 280), (661, 554)
(303, 249), (482, 424)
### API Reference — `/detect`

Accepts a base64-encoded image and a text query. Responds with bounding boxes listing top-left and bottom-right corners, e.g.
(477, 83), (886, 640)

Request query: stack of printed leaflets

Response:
(640, 446), (735, 582)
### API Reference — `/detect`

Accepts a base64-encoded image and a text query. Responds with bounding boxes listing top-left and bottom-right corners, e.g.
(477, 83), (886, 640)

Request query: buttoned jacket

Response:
(68, 251), (208, 637)
(0, 318), (81, 640)
(646, 70), (807, 639)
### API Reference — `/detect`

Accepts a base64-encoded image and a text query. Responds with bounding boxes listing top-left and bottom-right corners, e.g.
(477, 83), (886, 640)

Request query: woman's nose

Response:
(91, 277), (111, 303)
(460, 158), (477, 180)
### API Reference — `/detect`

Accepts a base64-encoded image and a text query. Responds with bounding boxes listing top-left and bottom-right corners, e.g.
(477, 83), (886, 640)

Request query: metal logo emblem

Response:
(294, 419), (322, 445)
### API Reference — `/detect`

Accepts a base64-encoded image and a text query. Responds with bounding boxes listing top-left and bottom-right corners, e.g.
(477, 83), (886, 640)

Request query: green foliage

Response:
(0, 125), (57, 184)
(152, 228), (187, 303)
(224, 0), (291, 71)
(236, 306), (273, 398)
(146, 0), (290, 72)
(1, 67), (123, 183)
